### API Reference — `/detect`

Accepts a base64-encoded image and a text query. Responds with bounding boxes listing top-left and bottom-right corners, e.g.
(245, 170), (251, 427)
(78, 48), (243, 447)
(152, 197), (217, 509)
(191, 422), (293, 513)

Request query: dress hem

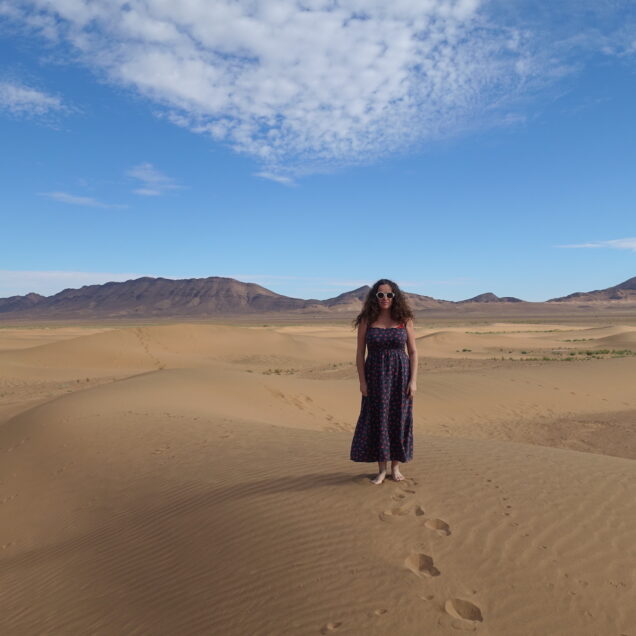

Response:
(350, 456), (413, 463)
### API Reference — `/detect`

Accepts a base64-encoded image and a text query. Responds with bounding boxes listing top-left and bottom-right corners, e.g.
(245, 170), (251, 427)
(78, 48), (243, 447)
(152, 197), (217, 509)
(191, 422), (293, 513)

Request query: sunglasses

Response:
(376, 292), (395, 299)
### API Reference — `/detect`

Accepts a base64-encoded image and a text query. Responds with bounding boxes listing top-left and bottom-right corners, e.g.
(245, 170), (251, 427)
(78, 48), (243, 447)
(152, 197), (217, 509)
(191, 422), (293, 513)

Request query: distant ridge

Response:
(0, 274), (633, 320)
(547, 276), (636, 302)
(0, 276), (447, 319)
(458, 292), (524, 303)
(0, 292), (46, 313)
(0, 277), (315, 318)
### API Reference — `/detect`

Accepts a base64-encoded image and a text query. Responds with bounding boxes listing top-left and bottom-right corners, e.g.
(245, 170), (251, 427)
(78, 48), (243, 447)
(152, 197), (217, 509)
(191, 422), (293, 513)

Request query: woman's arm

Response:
(405, 318), (418, 398)
(356, 318), (368, 396)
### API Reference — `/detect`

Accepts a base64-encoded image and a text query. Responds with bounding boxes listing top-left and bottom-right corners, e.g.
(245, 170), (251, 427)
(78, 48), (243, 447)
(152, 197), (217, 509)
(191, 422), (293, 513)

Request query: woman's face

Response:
(376, 283), (393, 311)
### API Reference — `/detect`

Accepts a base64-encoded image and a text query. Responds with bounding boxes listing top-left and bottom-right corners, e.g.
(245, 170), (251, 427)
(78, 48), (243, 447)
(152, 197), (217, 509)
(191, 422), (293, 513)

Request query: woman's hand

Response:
(360, 382), (368, 397)
(407, 382), (417, 399)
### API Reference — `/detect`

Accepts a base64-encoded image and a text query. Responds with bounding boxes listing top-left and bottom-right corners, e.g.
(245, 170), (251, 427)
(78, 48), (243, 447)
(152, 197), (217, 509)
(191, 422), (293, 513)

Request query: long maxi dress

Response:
(350, 323), (414, 463)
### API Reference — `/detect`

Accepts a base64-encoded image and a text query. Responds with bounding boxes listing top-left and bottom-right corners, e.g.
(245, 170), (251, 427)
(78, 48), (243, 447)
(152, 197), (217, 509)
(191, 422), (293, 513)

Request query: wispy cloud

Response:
(254, 171), (296, 186)
(0, 80), (65, 116)
(40, 191), (126, 208)
(5, 1), (636, 177)
(556, 237), (636, 252)
(127, 162), (181, 196)
(0, 270), (152, 298)
(0, 1), (560, 176)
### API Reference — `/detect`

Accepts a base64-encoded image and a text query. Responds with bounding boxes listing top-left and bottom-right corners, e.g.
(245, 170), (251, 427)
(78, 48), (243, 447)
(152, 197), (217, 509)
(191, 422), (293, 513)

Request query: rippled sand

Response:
(1, 321), (635, 634)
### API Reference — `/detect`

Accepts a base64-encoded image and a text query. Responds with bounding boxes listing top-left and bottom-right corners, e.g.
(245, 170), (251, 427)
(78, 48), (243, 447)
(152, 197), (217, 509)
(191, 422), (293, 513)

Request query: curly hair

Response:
(352, 279), (414, 329)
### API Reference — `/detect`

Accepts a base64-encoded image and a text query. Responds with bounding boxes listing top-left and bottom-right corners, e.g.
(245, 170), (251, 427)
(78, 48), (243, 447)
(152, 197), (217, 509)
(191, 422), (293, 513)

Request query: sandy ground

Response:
(1, 320), (635, 635)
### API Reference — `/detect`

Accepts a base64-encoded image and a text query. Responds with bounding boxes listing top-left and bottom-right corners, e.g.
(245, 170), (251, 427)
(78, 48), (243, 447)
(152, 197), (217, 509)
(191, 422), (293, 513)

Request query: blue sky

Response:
(1, 1), (635, 302)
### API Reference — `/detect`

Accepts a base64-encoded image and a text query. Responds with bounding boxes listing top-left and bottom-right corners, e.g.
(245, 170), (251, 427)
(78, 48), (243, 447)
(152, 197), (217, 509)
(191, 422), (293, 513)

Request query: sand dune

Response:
(417, 324), (636, 358)
(0, 323), (355, 375)
(595, 332), (636, 348)
(1, 321), (635, 634)
(0, 326), (112, 352)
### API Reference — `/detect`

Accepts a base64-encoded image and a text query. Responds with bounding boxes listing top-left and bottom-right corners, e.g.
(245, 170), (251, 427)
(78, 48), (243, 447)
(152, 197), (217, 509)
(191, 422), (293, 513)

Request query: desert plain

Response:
(1, 314), (635, 635)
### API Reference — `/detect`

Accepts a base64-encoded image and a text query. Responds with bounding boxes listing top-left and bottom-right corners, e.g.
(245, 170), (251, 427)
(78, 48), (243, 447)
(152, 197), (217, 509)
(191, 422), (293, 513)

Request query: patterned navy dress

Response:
(350, 324), (413, 463)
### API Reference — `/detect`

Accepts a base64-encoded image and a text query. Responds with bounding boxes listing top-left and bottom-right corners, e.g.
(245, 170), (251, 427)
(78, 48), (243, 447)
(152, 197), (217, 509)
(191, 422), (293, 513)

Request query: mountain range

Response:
(0, 275), (634, 320)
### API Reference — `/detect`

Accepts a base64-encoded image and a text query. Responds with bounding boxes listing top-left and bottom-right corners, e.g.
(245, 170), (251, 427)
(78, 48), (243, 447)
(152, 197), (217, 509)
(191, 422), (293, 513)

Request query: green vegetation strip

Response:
(465, 329), (567, 334)
(488, 349), (635, 361)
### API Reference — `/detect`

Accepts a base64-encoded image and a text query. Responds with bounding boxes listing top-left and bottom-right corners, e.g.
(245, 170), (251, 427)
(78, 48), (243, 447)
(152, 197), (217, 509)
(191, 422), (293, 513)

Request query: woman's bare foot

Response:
(391, 467), (405, 481)
(372, 470), (387, 485)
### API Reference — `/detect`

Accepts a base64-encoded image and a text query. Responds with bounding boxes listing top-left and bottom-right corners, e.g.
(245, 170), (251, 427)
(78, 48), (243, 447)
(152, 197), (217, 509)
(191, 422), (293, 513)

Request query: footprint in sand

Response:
(391, 488), (416, 501)
(379, 504), (412, 521)
(365, 607), (389, 619)
(320, 622), (342, 633)
(444, 598), (483, 630)
(424, 518), (451, 536)
(380, 499), (427, 520)
(405, 551), (441, 577)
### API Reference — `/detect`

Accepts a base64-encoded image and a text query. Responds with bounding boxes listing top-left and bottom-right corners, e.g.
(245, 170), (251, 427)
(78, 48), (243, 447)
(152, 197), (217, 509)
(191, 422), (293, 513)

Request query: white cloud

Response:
(0, 80), (65, 116)
(40, 191), (126, 208)
(556, 238), (636, 252)
(254, 171), (296, 186)
(1, 0), (537, 174)
(5, 1), (636, 175)
(0, 270), (153, 297)
(127, 162), (181, 196)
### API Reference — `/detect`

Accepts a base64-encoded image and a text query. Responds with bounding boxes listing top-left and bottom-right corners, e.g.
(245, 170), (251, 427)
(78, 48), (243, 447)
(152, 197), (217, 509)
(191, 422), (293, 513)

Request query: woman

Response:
(350, 279), (417, 484)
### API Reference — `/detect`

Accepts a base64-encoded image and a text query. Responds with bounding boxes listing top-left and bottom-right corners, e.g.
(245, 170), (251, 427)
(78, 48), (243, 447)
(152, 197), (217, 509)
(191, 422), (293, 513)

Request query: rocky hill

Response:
(458, 292), (523, 303)
(1, 274), (633, 320)
(0, 276), (447, 319)
(547, 276), (636, 302)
